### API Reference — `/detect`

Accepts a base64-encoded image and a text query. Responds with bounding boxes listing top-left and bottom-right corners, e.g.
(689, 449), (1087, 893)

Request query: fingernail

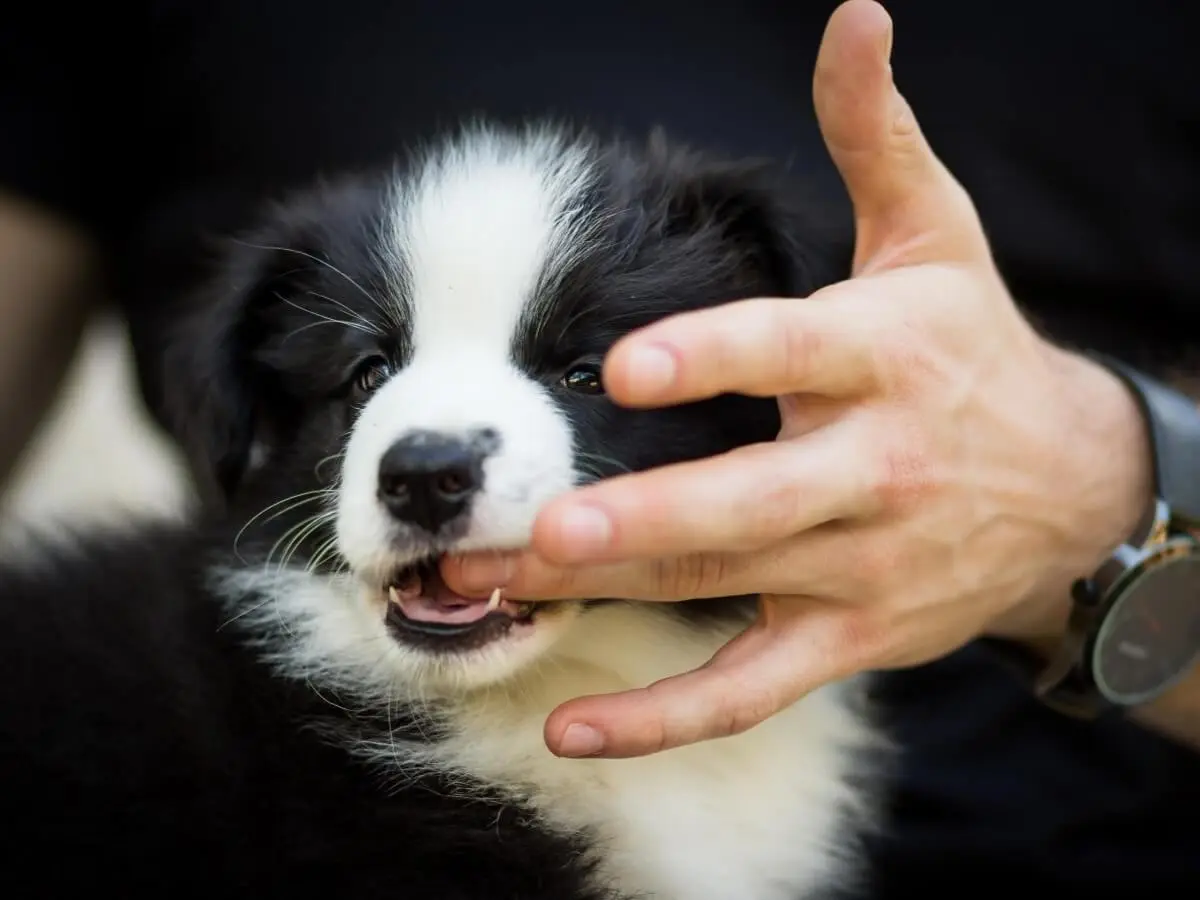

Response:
(454, 554), (516, 592)
(558, 724), (605, 757)
(625, 343), (677, 397)
(555, 504), (613, 560)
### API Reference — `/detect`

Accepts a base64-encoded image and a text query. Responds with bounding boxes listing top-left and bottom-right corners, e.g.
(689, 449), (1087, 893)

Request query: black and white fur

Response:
(0, 123), (878, 899)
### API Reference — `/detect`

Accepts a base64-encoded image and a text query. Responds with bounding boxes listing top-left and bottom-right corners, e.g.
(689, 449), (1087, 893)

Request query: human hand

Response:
(442, 0), (1153, 758)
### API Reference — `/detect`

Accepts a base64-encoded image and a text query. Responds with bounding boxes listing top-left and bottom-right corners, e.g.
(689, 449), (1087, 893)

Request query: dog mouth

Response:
(383, 556), (541, 649)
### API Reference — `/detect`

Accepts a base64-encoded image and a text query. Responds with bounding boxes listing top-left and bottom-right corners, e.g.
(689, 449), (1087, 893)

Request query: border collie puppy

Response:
(0, 123), (877, 899)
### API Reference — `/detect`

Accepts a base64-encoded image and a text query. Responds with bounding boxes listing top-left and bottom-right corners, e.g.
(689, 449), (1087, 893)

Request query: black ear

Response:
(158, 222), (319, 507)
(643, 129), (854, 298)
(155, 174), (386, 507)
(158, 246), (277, 506)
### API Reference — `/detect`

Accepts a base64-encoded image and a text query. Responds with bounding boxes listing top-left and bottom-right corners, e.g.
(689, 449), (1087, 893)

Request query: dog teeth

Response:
(486, 587), (503, 612)
(387, 586), (402, 606)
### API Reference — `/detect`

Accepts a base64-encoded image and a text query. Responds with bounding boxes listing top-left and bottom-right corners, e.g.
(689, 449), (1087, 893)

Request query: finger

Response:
(813, 1), (986, 267)
(602, 294), (881, 407)
(441, 549), (670, 601)
(527, 420), (878, 565)
(441, 519), (872, 602)
(542, 599), (872, 758)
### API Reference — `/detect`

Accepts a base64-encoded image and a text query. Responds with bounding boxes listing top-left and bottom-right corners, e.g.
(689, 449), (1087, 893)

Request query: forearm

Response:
(1133, 669), (1200, 748)
(992, 347), (1200, 751)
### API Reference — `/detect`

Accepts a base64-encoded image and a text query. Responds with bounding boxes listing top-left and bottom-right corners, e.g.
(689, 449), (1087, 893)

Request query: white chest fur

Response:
(221, 569), (878, 899)
(431, 605), (877, 900)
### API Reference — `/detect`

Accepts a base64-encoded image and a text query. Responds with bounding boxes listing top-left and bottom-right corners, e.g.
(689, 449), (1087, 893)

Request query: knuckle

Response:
(737, 480), (802, 548)
(875, 326), (934, 391)
(725, 693), (774, 738)
(621, 683), (676, 754)
(889, 98), (921, 143)
(649, 557), (680, 597)
(528, 563), (584, 599)
(777, 306), (824, 386)
(651, 553), (730, 599)
(834, 608), (891, 669)
(712, 672), (779, 738)
(638, 699), (672, 755)
(868, 434), (936, 511)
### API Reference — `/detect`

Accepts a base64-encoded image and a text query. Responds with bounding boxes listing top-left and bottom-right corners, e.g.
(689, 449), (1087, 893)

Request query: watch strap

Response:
(1088, 352), (1200, 526)
(979, 639), (1111, 719)
(979, 578), (1115, 720)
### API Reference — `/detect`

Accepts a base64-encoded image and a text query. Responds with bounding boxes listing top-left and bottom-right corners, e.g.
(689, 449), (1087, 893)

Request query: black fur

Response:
(0, 126), (852, 897)
(0, 525), (619, 897)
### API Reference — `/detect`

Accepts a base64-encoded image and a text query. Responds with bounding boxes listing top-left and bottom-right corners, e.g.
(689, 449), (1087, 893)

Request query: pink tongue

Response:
(397, 581), (491, 624)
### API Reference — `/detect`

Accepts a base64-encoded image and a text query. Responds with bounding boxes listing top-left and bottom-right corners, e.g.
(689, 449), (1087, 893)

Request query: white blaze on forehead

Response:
(336, 127), (599, 577)
(388, 126), (598, 356)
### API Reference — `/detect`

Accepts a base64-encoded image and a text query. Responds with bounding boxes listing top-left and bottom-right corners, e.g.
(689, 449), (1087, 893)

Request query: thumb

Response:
(813, 0), (987, 269)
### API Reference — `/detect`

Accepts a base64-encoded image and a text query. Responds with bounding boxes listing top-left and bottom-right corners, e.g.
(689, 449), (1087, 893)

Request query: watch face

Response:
(1092, 542), (1200, 706)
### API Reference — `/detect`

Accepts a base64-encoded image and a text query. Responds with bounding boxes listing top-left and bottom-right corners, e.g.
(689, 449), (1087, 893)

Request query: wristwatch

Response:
(985, 353), (1200, 718)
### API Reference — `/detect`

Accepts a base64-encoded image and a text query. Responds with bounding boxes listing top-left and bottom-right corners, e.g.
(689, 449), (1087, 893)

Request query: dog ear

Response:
(644, 129), (854, 297)
(160, 261), (263, 507)
(157, 175), (385, 507)
(159, 231), (302, 507)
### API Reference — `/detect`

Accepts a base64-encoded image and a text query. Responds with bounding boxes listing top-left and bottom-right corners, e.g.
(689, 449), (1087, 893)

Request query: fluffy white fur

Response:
(218, 565), (875, 900)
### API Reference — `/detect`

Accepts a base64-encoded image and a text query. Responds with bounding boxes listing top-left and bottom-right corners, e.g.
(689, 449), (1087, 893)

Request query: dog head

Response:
(165, 124), (850, 697)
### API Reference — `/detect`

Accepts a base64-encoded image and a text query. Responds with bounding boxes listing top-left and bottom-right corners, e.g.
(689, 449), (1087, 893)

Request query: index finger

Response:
(603, 292), (881, 408)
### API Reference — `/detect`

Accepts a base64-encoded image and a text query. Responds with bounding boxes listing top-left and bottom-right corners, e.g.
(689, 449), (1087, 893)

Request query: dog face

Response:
(168, 125), (848, 695)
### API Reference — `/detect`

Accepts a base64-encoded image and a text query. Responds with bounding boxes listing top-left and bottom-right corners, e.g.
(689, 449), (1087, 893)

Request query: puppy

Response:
(0, 123), (878, 899)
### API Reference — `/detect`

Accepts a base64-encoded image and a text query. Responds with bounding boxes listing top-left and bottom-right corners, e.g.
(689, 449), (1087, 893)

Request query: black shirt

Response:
(3, 2), (1199, 895)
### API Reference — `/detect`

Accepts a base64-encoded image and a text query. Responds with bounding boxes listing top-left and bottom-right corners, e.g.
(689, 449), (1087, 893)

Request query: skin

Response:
(443, 0), (1200, 758)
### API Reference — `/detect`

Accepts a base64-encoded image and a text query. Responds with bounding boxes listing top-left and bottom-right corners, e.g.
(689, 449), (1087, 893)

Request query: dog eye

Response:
(353, 356), (394, 396)
(560, 364), (604, 395)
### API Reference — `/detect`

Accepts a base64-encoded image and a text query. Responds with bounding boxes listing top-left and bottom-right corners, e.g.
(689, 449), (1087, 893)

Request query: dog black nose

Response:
(377, 430), (497, 533)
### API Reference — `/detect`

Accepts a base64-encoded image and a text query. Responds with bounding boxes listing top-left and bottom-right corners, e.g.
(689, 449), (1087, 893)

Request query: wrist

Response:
(988, 345), (1154, 655)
